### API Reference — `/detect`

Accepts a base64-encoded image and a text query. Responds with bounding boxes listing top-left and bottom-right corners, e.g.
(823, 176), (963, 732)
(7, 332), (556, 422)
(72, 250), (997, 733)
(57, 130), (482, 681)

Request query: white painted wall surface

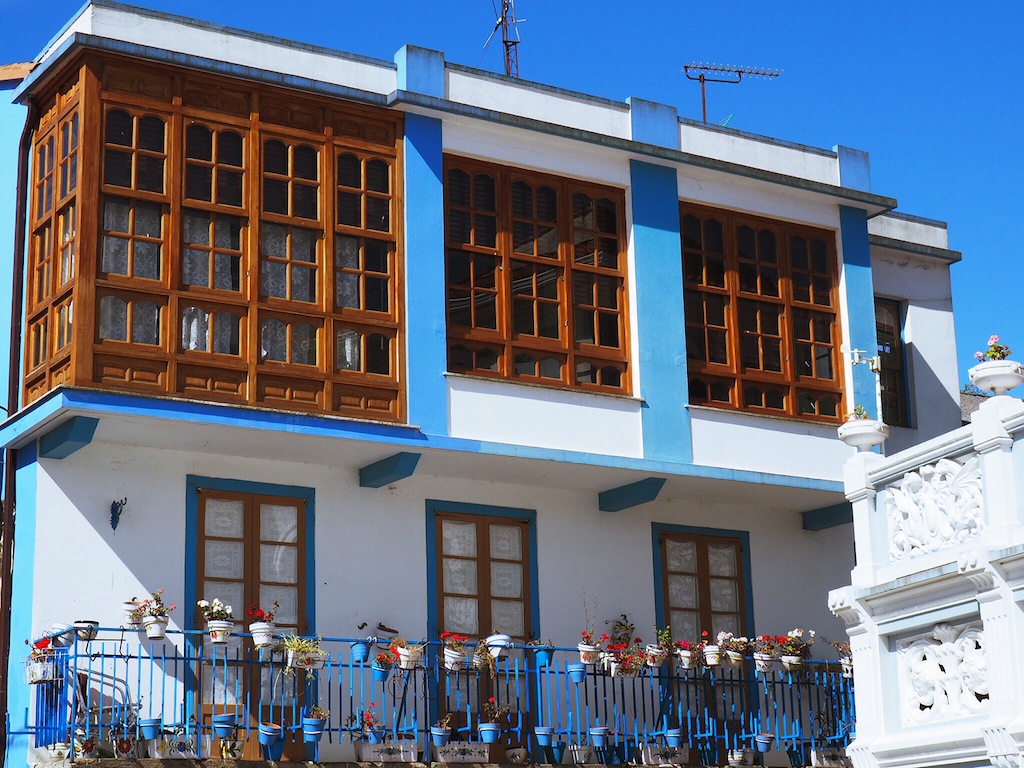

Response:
(39, 5), (397, 96)
(443, 116), (631, 189)
(872, 248), (961, 451)
(688, 407), (848, 482)
(446, 375), (644, 458)
(680, 124), (839, 186)
(868, 213), (949, 249)
(446, 70), (630, 140)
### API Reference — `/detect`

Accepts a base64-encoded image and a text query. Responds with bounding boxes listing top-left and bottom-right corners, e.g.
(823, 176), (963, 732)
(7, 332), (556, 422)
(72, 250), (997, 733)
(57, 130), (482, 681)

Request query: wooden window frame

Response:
(444, 156), (631, 395)
(875, 296), (909, 427)
(681, 202), (845, 422)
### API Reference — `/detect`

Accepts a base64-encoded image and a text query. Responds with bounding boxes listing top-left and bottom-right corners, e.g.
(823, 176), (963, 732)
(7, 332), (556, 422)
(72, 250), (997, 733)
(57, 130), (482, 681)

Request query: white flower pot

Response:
(74, 620), (99, 642)
(702, 644), (721, 666)
(485, 633), (511, 658)
(577, 643), (600, 665)
(287, 650), (328, 670)
(780, 654), (803, 671)
(840, 656), (853, 678)
(645, 644), (667, 667)
(142, 616), (168, 639)
(969, 359), (1024, 396)
(676, 648), (693, 669)
(609, 661), (639, 678)
(753, 653), (775, 673)
(208, 619), (235, 644)
(837, 419), (889, 450)
(395, 645), (422, 669)
(124, 601), (140, 627)
(249, 621), (275, 648)
(723, 649), (745, 666)
(443, 646), (467, 670)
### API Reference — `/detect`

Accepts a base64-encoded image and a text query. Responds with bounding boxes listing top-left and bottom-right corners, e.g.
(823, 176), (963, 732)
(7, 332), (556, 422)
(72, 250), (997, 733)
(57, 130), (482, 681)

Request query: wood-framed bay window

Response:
(682, 203), (844, 422)
(875, 297), (909, 427)
(22, 51), (405, 422)
(444, 157), (630, 394)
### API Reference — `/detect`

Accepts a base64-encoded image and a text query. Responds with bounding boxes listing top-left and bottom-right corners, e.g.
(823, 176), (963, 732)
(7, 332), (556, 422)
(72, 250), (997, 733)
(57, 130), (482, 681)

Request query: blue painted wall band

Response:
(839, 205), (878, 419)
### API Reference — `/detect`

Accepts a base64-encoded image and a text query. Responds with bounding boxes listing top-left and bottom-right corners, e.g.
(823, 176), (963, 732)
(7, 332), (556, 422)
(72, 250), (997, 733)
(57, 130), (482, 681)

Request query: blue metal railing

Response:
(17, 629), (854, 763)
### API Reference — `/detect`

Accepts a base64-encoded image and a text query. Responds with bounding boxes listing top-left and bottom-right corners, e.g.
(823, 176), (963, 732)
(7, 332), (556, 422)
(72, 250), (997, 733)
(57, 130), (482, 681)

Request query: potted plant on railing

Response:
(674, 639), (695, 670)
(431, 712), (454, 747)
(717, 632), (751, 667)
(472, 641), (498, 679)
(389, 636), (425, 669)
(753, 634), (784, 673)
(197, 598), (235, 644)
(129, 589), (175, 639)
(281, 635), (328, 678)
(837, 404), (889, 450)
(23, 637), (58, 685)
(970, 334), (1024, 395)
(578, 628), (607, 666)
(830, 640), (853, 678)
(478, 696), (509, 744)
(779, 628), (815, 671)
(246, 601), (279, 649)
(485, 629), (512, 659)
(361, 702), (385, 744)
(526, 637), (555, 668)
(646, 626), (671, 667)
(606, 635), (645, 678)
(440, 631), (471, 671)
(699, 630), (720, 666)
(372, 649), (397, 682)
(302, 706), (329, 743)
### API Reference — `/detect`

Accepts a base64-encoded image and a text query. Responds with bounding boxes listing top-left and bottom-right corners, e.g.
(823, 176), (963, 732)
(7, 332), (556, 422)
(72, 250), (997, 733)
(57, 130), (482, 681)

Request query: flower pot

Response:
(208, 619), (235, 644)
(549, 742), (567, 764)
(258, 722), (282, 745)
(837, 419), (889, 450)
(724, 649), (745, 667)
(139, 717), (162, 740)
(366, 728), (385, 744)
(372, 664), (391, 682)
(702, 644), (720, 666)
(609, 661), (639, 678)
(728, 748), (754, 766)
(676, 649), (693, 669)
(444, 646), (466, 671)
(577, 643), (600, 665)
(535, 726), (554, 747)
(645, 644), (667, 667)
(532, 645), (554, 668)
(123, 601), (140, 627)
(969, 359), (1024, 396)
(840, 656), (853, 678)
(589, 726), (609, 747)
(220, 739), (243, 759)
(753, 653), (775, 673)
(479, 722), (501, 743)
(431, 726), (451, 747)
(303, 716), (327, 743)
(351, 640), (370, 663)
(567, 662), (587, 683)
(665, 729), (683, 748)
(754, 734), (775, 753)
(142, 615), (168, 639)
(73, 620), (99, 642)
(780, 654), (803, 671)
(486, 633), (511, 658)
(212, 712), (236, 738)
(287, 649), (328, 670)
(115, 738), (136, 759)
(263, 739), (285, 761)
(395, 645), (422, 669)
(49, 624), (72, 646)
(249, 621), (275, 648)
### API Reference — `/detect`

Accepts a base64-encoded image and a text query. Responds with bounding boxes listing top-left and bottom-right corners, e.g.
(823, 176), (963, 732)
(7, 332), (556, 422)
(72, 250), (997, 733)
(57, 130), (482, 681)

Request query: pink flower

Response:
(989, 335), (1000, 346)
(975, 351), (985, 361)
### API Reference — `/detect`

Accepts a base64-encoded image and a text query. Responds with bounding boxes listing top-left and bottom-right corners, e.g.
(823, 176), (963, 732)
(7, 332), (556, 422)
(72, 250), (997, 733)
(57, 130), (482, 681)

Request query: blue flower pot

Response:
(479, 723), (501, 743)
(262, 739), (284, 761)
(139, 718), (161, 740)
(431, 726), (451, 747)
(258, 723), (282, 746)
(535, 727), (554, 747)
(532, 646), (554, 667)
(550, 742), (566, 764)
(367, 728), (385, 744)
(372, 664), (390, 682)
(303, 717), (326, 743)
(567, 663), (587, 683)
(755, 734), (775, 753)
(589, 727), (609, 747)
(351, 641), (370, 664)
(665, 729), (683, 748)
(212, 713), (236, 738)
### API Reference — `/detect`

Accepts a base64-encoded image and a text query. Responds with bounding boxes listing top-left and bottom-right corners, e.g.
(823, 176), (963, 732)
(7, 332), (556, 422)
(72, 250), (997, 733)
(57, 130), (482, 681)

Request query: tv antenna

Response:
(683, 63), (781, 124)
(484, 0), (525, 77)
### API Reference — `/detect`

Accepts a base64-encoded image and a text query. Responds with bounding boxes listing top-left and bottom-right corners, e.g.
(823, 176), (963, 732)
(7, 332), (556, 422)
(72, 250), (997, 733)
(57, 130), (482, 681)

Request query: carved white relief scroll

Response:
(898, 622), (988, 726)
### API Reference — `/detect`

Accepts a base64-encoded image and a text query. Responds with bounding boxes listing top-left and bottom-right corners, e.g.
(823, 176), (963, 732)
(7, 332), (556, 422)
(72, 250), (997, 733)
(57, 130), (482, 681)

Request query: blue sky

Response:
(4, 0), (1022, 382)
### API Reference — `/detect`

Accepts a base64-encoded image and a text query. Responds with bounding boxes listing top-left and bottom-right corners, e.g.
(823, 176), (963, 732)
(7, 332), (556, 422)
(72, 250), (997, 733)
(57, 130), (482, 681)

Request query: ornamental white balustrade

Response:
(830, 395), (1024, 768)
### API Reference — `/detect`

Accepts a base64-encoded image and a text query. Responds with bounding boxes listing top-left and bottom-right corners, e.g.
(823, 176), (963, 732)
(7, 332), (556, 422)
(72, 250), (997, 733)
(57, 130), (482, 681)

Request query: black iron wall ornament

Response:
(110, 498), (128, 531)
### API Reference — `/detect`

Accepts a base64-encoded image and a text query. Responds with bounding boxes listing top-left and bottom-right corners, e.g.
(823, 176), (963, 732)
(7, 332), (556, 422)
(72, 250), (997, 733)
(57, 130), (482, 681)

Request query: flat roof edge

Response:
(678, 115), (838, 159)
(869, 234), (962, 264)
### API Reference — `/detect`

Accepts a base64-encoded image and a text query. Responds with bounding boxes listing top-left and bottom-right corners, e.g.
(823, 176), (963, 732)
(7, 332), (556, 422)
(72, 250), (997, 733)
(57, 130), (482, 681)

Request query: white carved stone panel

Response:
(897, 622), (988, 726)
(885, 456), (983, 561)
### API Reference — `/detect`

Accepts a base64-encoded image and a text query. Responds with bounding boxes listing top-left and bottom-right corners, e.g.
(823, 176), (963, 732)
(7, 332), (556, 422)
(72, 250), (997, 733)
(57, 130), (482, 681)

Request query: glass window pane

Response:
(491, 600), (524, 637)
(443, 558), (478, 596)
(490, 562), (523, 598)
(442, 520), (477, 556)
(132, 301), (160, 345)
(181, 306), (209, 351)
(667, 574), (697, 609)
(204, 540), (244, 579)
(205, 499), (244, 538)
(490, 524), (522, 560)
(336, 328), (361, 371)
(709, 578), (738, 612)
(260, 544), (298, 582)
(261, 504), (298, 543)
(261, 318), (286, 361)
(261, 585), (298, 626)
(670, 610), (698, 643)
(212, 313), (240, 355)
(707, 543), (737, 576)
(365, 334), (389, 374)
(444, 596), (478, 635)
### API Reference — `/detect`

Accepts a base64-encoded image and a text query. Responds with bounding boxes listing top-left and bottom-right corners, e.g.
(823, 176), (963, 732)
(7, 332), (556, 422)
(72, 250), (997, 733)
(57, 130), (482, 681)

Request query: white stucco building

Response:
(0, 3), (970, 766)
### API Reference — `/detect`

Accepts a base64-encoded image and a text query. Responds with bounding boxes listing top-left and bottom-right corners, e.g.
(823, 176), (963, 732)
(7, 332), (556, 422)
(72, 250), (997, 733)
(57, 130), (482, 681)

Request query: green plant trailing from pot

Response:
(128, 589), (175, 624)
(280, 634), (326, 679)
(845, 404), (869, 421)
(472, 642), (497, 679)
(607, 613), (634, 646)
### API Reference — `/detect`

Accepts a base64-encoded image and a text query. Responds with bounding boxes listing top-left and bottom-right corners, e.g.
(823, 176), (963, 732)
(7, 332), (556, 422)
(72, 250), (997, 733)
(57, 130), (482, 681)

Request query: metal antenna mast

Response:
(683, 63), (781, 123)
(485, 0), (524, 77)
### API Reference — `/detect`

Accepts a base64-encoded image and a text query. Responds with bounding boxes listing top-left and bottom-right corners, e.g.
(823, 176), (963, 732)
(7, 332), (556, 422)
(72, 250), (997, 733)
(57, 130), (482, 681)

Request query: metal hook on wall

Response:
(110, 498), (128, 531)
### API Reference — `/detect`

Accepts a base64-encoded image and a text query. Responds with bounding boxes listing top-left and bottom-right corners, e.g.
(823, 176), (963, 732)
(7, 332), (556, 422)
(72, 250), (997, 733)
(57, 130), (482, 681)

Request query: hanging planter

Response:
(394, 644), (423, 669)
(754, 734), (775, 753)
(531, 645), (554, 668)
(139, 717), (162, 740)
(372, 663), (392, 682)
(288, 649), (328, 670)
(780, 654), (803, 671)
(73, 620), (99, 642)
(142, 616), (168, 639)
(249, 621), (275, 649)
(837, 418), (889, 450)
(211, 713), (237, 739)
(258, 722), (282, 745)
(753, 653), (775, 674)
(645, 644), (667, 667)
(208, 619), (235, 644)
(676, 648), (694, 670)
(839, 656), (853, 678)
(485, 633), (511, 658)
(723, 649), (745, 667)
(665, 729), (683, 748)
(431, 726), (451, 747)
(351, 640), (370, 664)
(443, 646), (469, 671)
(589, 726), (609, 748)
(534, 726), (554, 747)
(366, 728), (386, 745)
(478, 723), (501, 744)
(303, 716), (327, 743)
(577, 642), (600, 666)
(702, 644), (721, 666)
(567, 663), (587, 683)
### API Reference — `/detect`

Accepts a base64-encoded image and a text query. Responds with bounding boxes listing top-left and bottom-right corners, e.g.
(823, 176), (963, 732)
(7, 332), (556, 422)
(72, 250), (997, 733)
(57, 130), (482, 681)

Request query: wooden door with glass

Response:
(197, 489), (307, 759)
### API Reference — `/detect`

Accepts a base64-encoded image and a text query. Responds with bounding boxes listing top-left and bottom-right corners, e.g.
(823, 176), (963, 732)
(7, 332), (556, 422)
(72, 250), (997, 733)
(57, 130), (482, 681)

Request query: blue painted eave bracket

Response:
(599, 477), (666, 512)
(359, 451), (422, 488)
(802, 502), (853, 531)
(37, 416), (99, 459)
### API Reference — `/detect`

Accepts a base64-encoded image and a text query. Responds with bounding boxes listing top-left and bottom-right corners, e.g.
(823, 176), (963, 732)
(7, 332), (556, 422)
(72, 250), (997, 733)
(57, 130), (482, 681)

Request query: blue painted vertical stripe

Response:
(6, 444), (38, 768)
(630, 160), (691, 462)
(839, 206), (878, 418)
(403, 114), (447, 435)
(0, 90), (26, 412)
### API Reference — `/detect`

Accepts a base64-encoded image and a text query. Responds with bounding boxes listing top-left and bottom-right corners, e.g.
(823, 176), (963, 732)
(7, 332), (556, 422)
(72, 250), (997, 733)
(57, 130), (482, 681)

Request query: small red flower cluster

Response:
(246, 601), (280, 623)
(373, 649), (400, 669)
(440, 631), (469, 652)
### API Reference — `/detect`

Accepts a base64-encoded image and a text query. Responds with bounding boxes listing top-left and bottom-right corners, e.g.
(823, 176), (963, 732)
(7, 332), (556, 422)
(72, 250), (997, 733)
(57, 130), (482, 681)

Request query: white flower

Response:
(197, 600), (209, 608)
(225, 606), (233, 615)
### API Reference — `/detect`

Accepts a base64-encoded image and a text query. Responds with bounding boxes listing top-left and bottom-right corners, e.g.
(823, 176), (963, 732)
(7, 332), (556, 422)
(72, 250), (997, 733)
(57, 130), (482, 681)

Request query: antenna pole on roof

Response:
(683, 63), (781, 123)
(485, 0), (524, 77)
